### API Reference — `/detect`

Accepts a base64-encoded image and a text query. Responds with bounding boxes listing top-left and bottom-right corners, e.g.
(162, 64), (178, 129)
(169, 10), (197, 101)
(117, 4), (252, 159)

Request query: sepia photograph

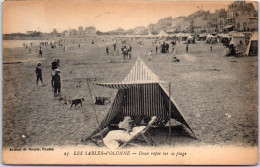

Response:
(2, 0), (258, 165)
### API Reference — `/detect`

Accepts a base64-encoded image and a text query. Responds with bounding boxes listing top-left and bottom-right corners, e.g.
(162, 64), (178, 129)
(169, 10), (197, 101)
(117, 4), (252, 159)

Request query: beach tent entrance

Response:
(229, 32), (246, 46)
(157, 30), (169, 37)
(245, 32), (258, 56)
(206, 34), (218, 43)
(87, 58), (195, 139)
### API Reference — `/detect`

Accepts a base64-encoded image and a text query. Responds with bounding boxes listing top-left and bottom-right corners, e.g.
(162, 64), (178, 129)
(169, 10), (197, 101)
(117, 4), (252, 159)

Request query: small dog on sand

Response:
(69, 98), (84, 109)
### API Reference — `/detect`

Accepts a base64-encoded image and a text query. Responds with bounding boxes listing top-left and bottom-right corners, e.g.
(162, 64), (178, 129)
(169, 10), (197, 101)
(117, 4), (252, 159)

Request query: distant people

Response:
(64, 45), (67, 52)
(51, 58), (60, 71)
(106, 46), (109, 55)
(35, 62), (44, 86)
(210, 44), (213, 52)
(156, 46), (158, 54)
(51, 69), (61, 97)
(165, 43), (169, 53)
(173, 47), (176, 57)
(113, 43), (117, 51)
(39, 47), (42, 57)
(122, 46), (128, 59)
(186, 44), (189, 53)
(148, 50), (153, 61)
(78, 44), (81, 48)
(128, 49), (132, 60)
(129, 45), (132, 52)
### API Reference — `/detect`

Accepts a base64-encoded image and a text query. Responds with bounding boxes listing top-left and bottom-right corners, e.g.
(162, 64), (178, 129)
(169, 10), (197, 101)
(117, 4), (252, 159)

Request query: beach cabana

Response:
(245, 32), (258, 56)
(229, 32), (245, 46)
(157, 30), (169, 37)
(198, 33), (207, 41)
(206, 34), (218, 43)
(87, 57), (195, 139)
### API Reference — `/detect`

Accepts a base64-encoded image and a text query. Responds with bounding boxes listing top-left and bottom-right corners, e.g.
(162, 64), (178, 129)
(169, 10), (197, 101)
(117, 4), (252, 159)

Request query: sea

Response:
(2, 40), (54, 49)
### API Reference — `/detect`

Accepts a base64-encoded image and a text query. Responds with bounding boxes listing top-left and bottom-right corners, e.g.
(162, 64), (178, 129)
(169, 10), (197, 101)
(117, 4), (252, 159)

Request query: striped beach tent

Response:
(88, 57), (195, 138)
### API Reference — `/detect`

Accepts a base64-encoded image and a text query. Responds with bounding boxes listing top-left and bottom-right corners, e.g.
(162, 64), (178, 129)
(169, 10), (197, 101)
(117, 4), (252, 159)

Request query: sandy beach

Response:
(2, 37), (258, 148)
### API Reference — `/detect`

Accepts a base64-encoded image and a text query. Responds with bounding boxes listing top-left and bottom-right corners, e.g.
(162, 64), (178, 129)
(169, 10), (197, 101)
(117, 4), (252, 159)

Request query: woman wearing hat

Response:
(35, 62), (43, 86)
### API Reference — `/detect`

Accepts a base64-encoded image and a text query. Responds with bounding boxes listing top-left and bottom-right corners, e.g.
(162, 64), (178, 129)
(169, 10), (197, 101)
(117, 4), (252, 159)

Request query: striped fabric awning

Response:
(87, 83), (195, 138)
(95, 57), (164, 89)
(95, 83), (134, 89)
(86, 57), (195, 139)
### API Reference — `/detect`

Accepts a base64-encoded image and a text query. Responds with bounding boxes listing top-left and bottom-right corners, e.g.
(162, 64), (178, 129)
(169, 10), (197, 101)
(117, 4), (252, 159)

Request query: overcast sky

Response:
(3, 0), (258, 34)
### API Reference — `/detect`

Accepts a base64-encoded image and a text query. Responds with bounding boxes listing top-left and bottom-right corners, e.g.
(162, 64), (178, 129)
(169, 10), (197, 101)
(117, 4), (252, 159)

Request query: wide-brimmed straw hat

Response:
(122, 116), (133, 123)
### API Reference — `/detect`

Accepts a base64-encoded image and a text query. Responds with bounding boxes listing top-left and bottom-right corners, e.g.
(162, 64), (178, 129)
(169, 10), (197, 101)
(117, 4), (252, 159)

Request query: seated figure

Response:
(90, 116), (152, 149)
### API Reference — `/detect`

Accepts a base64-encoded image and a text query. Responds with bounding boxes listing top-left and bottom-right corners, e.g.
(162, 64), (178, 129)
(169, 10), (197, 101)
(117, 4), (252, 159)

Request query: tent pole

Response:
(168, 82), (171, 146)
(86, 78), (104, 143)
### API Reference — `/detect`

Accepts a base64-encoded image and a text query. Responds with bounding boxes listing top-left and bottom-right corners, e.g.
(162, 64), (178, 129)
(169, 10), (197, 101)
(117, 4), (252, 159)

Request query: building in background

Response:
(225, 1), (257, 32)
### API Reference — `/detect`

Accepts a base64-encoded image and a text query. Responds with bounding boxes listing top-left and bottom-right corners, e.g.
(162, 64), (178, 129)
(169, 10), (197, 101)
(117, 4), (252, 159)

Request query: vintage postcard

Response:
(2, 0), (258, 165)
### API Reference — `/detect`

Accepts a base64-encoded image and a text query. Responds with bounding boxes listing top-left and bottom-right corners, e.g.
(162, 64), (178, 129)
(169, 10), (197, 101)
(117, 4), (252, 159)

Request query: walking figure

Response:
(186, 44), (189, 53)
(106, 46), (109, 55)
(113, 43), (117, 51)
(210, 44), (213, 52)
(39, 47), (42, 57)
(35, 62), (43, 86)
(51, 69), (61, 97)
(51, 58), (60, 71)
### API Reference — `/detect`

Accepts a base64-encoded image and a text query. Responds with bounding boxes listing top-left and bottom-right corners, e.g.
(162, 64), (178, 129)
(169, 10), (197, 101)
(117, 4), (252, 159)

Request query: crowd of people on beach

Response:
(31, 35), (220, 101)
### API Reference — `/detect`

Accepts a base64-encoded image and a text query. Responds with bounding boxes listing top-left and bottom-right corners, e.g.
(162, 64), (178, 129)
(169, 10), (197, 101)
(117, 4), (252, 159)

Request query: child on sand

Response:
(39, 47), (42, 57)
(35, 62), (44, 86)
(51, 58), (60, 71)
(106, 46), (109, 55)
(51, 69), (61, 97)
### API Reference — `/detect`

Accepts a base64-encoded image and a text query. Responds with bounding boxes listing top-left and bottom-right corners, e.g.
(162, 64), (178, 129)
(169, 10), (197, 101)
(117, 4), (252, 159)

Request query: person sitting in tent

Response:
(89, 116), (153, 149)
(88, 116), (133, 146)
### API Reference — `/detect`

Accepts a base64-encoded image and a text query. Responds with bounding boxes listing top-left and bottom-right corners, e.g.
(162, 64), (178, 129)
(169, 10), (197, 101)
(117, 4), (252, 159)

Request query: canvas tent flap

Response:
(94, 57), (162, 88)
(157, 30), (168, 37)
(245, 32), (258, 55)
(87, 58), (195, 139)
(88, 83), (195, 138)
(159, 83), (195, 135)
(122, 57), (160, 83)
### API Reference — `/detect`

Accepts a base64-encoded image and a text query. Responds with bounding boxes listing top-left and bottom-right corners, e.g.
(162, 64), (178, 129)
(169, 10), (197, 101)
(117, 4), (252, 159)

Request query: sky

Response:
(2, 0), (258, 34)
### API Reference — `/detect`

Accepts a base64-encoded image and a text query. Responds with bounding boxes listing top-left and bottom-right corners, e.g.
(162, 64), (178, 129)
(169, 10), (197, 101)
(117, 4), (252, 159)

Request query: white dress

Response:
(103, 126), (146, 149)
